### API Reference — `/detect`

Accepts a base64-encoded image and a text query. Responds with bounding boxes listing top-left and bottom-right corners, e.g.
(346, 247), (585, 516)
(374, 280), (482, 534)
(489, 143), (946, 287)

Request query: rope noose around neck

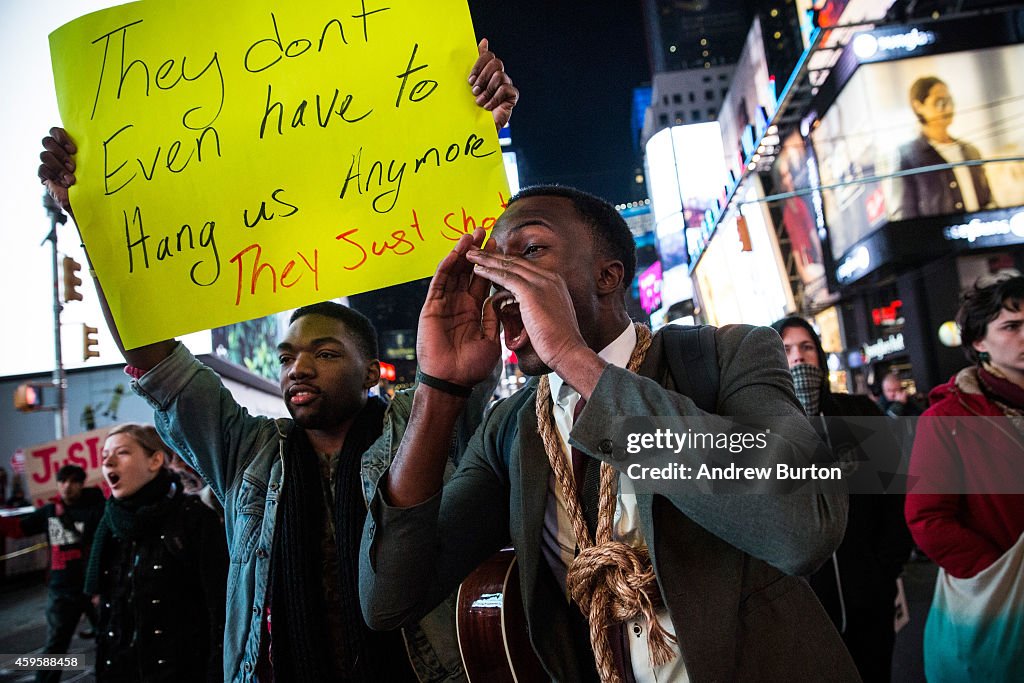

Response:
(535, 324), (676, 682)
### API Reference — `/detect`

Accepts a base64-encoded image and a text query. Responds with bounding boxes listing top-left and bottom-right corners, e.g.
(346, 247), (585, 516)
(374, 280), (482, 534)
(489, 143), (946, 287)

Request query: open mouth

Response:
(106, 472), (121, 487)
(492, 292), (529, 351)
(287, 385), (320, 406)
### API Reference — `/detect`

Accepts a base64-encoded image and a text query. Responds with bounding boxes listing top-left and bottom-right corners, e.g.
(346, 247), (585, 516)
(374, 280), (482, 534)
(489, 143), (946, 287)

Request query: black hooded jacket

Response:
(770, 317), (913, 627)
(93, 473), (227, 682)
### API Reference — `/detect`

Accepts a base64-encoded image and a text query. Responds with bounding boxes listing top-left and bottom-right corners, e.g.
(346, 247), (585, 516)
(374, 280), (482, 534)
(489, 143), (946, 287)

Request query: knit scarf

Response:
(83, 468), (178, 595)
(270, 396), (389, 683)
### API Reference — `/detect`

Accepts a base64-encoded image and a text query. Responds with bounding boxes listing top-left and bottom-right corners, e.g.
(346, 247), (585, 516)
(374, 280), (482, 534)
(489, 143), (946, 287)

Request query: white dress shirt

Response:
(541, 324), (688, 682)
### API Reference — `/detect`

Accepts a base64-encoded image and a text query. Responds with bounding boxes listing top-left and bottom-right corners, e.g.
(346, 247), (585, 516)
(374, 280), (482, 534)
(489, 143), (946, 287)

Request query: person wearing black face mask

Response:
(772, 317), (912, 683)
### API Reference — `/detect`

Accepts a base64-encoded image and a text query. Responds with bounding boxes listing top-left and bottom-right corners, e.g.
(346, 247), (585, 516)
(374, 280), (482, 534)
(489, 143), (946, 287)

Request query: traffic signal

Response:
(83, 324), (100, 361)
(13, 383), (45, 412)
(62, 256), (84, 302)
(736, 215), (752, 252)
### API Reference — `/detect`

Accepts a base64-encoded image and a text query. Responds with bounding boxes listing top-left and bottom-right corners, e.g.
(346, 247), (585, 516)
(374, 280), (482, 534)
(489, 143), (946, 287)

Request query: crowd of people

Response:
(9, 35), (1022, 683)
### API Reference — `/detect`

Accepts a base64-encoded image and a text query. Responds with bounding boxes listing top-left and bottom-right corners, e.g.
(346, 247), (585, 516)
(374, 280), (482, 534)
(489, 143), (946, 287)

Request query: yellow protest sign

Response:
(50, 0), (509, 349)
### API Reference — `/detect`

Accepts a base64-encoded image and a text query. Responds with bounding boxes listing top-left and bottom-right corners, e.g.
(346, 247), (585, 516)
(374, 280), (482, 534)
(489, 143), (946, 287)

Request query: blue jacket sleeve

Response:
(131, 342), (277, 502)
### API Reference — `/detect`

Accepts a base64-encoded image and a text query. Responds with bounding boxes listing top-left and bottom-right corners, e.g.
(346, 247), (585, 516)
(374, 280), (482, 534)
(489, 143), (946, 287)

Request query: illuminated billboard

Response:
(503, 151), (521, 195)
(212, 312), (289, 380)
(813, 41), (1024, 260)
(771, 131), (829, 301)
(638, 261), (664, 314)
(660, 265), (693, 313)
(718, 18), (777, 182)
(693, 179), (794, 326)
(645, 123), (729, 270)
(647, 127), (682, 227)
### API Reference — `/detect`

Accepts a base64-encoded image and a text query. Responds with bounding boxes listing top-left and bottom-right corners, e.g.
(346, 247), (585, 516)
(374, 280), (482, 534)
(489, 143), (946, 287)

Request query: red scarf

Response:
(978, 366), (1024, 413)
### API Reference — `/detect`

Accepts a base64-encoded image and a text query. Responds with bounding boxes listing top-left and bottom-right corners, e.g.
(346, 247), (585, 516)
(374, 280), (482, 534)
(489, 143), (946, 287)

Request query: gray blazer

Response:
(361, 325), (860, 681)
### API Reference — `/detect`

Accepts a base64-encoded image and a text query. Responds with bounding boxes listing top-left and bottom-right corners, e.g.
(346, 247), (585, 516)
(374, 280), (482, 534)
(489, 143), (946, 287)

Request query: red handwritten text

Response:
(336, 209), (425, 271)
(229, 243), (319, 305)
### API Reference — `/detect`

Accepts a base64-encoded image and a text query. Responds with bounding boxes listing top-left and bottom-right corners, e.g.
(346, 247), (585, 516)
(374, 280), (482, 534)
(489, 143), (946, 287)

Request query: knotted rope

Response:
(536, 323), (676, 682)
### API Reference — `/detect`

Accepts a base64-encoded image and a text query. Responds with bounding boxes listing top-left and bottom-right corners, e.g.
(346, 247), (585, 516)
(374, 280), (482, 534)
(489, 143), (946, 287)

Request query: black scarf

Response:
(84, 469), (178, 595)
(270, 396), (395, 683)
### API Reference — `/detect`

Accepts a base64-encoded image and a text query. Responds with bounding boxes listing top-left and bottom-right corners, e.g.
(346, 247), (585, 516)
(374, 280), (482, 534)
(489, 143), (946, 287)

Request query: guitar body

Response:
(457, 548), (547, 682)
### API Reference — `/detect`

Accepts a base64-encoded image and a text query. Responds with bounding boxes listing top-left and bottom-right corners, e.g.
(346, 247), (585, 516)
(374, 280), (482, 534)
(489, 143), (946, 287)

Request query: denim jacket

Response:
(132, 342), (470, 682)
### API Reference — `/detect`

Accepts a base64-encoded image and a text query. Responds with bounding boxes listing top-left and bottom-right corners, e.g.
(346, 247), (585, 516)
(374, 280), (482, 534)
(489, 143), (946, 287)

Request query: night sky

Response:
(466, 1), (650, 203)
(352, 3), (650, 368)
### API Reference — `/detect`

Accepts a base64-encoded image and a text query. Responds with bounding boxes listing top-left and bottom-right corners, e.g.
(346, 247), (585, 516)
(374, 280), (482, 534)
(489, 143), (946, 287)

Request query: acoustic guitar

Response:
(456, 548), (547, 682)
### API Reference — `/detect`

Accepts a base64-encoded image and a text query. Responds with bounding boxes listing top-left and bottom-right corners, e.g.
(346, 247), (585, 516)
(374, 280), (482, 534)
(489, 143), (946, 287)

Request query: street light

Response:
(41, 192), (69, 439)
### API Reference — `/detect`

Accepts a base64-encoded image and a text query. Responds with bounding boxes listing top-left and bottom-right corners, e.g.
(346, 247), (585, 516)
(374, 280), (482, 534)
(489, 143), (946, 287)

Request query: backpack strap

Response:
(495, 325), (720, 465)
(660, 324), (720, 413)
(496, 379), (539, 471)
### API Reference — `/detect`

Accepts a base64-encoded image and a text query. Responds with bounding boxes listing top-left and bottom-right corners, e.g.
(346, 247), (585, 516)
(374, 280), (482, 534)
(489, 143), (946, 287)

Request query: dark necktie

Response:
(571, 397), (588, 493)
(570, 398), (600, 537)
(570, 396), (637, 681)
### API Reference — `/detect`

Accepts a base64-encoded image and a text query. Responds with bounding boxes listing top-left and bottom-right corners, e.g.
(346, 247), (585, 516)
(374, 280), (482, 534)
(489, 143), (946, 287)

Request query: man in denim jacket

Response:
(131, 303), (497, 681)
(38, 40), (517, 682)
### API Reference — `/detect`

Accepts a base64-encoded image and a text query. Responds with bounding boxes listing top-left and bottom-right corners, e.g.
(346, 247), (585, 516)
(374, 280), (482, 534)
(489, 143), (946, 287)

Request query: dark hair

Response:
(56, 464), (86, 484)
(909, 76), (946, 124)
(956, 273), (1024, 364)
(508, 185), (637, 289)
(882, 371), (902, 386)
(289, 301), (378, 359)
(770, 316), (828, 370)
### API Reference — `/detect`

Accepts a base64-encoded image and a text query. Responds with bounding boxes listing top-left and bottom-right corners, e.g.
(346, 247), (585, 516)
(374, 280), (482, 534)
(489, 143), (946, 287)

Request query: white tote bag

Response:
(924, 532), (1024, 682)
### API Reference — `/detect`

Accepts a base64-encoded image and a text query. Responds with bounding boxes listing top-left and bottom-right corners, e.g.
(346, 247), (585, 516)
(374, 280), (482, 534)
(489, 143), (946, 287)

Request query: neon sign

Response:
(871, 299), (903, 327)
(944, 210), (1024, 243)
(852, 28), (935, 60)
(863, 333), (905, 362)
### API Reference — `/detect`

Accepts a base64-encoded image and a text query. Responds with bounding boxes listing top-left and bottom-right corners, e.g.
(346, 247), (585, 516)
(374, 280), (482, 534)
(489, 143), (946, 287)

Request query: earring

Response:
(978, 351), (991, 364)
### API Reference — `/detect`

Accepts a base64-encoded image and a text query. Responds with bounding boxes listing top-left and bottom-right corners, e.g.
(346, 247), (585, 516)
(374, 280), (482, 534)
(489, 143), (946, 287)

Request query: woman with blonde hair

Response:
(85, 423), (226, 682)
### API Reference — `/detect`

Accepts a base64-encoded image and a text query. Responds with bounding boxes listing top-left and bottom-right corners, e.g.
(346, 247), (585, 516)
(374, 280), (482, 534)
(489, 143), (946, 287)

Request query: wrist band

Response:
(416, 369), (473, 398)
(123, 365), (145, 380)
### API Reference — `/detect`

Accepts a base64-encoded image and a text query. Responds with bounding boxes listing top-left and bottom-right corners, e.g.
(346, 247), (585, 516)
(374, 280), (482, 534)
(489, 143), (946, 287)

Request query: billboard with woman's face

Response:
(812, 42), (1024, 260)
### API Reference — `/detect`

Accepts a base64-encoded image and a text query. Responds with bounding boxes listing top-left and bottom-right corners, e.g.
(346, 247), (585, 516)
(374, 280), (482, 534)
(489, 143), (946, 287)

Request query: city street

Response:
(892, 556), (939, 683)
(0, 574), (94, 683)
(0, 560), (939, 682)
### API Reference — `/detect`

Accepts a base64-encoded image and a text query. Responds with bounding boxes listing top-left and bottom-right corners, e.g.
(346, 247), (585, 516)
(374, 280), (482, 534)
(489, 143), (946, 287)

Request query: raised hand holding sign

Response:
(49, 0), (511, 349)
